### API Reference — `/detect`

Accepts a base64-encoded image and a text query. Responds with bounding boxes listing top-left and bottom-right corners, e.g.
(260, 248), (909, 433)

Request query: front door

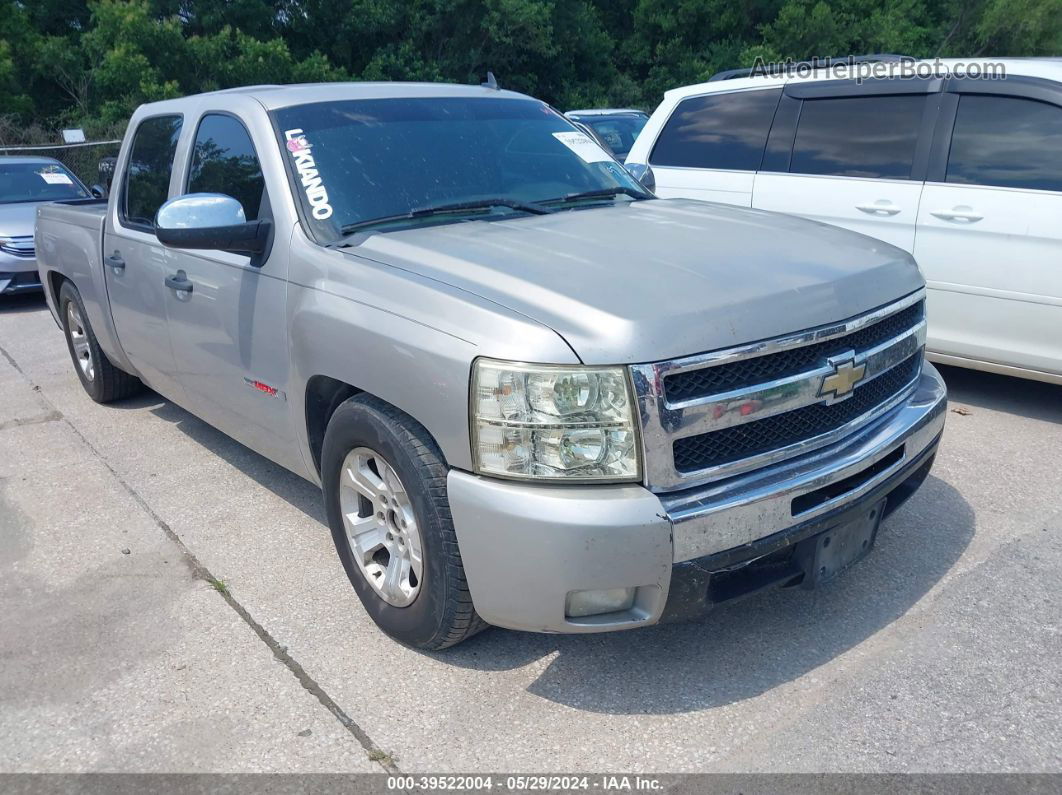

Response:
(103, 114), (187, 402)
(160, 112), (298, 469)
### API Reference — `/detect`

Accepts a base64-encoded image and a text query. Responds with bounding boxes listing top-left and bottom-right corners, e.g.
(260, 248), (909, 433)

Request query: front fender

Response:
(286, 229), (577, 483)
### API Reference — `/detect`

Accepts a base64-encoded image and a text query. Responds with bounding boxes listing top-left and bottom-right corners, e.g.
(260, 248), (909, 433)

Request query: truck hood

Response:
(349, 198), (924, 364)
(0, 202), (43, 237)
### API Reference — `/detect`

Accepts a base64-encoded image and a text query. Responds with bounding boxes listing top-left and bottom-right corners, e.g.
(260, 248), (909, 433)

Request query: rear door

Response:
(753, 79), (939, 251)
(646, 88), (781, 206)
(161, 111), (298, 467)
(103, 114), (187, 401)
(915, 80), (1062, 377)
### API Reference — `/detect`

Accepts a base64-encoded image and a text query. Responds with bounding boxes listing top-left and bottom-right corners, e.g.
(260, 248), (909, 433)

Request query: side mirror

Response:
(155, 193), (270, 254)
(625, 163), (656, 193)
(90, 184), (108, 200)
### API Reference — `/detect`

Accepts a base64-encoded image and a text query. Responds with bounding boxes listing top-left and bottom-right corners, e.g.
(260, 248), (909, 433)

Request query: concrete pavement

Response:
(1, 293), (1059, 772)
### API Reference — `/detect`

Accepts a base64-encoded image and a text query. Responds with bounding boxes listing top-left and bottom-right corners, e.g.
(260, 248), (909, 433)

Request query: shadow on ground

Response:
(148, 400), (327, 523)
(0, 293), (48, 315)
(936, 364), (1062, 424)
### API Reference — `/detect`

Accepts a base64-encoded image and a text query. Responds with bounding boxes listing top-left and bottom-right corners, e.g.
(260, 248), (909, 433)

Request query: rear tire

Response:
(322, 394), (488, 650)
(59, 281), (142, 403)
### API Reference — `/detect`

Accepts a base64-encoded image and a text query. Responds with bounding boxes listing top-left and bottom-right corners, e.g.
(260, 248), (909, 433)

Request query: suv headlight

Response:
(471, 358), (641, 482)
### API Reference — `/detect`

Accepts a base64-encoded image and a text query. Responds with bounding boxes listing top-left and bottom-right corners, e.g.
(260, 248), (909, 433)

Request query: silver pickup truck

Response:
(36, 82), (947, 649)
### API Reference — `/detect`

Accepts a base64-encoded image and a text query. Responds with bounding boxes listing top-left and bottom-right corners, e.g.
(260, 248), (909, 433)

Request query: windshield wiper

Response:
(540, 186), (651, 205)
(333, 198), (553, 239)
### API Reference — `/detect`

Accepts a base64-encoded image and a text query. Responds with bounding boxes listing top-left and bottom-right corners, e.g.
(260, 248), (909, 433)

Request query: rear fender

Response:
(36, 203), (138, 375)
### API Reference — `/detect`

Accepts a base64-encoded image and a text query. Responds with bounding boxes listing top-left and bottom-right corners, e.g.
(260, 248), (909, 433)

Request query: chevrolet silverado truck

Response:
(35, 83), (947, 649)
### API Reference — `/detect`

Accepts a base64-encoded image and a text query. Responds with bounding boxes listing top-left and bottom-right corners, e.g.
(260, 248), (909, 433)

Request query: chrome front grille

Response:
(665, 302), (924, 402)
(0, 236), (35, 259)
(672, 354), (922, 472)
(631, 290), (927, 492)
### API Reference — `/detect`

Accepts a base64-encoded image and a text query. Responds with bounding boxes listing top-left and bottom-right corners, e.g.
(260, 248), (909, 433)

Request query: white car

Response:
(628, 57), (1062, 385)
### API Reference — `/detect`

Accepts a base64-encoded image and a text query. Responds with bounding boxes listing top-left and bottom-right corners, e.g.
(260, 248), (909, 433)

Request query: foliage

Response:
(0, 0), (1059, 141)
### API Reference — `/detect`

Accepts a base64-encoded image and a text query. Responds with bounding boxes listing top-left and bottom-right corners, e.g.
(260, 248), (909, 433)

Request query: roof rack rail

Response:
(708, 53), (916, 82)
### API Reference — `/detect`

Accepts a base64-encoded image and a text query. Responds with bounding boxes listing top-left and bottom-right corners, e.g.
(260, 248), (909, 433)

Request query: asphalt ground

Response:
(1, 292), (1059, 773)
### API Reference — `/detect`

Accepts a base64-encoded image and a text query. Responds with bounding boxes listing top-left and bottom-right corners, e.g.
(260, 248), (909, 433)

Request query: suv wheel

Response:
(321, 394), (487, 649)
(58, 281), (142, 403)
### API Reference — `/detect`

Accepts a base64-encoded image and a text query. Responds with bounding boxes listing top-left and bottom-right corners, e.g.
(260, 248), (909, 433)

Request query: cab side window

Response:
(650, 89), (781, 171)
(946, 94), (1062, 193)
(122, 115), (183, 229)
(187, 114), (266, 221)
(790, 95), (925, 180)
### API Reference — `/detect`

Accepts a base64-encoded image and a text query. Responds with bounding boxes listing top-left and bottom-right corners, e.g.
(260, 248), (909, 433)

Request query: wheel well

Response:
(305, 375), (361, 476)
(48, 271), (67, 307)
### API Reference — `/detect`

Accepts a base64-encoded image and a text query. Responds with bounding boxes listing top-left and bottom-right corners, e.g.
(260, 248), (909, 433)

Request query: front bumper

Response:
(0, 270), (43, 295)
(448, 363), (947, 633)
(0, 253), (42, 294)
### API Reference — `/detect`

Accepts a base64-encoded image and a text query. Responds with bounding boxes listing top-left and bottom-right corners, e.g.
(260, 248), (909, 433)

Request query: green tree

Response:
(4, 0), (1061, 135)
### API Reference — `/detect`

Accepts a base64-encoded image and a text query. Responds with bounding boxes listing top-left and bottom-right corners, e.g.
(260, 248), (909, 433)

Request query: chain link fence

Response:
(0, 140), (122, 189)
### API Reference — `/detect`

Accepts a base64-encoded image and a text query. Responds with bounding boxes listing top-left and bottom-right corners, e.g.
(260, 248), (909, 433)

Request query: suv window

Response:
(649, 89), (781, 170)
(790, 95), (925, 179)
(122, 115), (182, 229)
(188, 114), (266, 220)
(946, 94), (1062, 193)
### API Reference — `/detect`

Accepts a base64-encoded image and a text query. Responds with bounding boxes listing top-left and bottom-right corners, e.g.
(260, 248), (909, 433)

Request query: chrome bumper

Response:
(661, 362), (947, 562)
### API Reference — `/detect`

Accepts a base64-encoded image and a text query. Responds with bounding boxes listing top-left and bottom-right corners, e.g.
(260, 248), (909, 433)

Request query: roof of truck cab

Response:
(202, 82), (535, 111)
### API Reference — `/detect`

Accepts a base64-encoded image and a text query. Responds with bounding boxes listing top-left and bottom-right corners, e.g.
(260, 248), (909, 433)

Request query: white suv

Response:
(628, 57), (1062, 385)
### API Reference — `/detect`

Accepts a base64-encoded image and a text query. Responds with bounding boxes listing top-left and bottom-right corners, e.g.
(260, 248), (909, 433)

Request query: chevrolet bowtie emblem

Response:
(818, 354), (867, 399)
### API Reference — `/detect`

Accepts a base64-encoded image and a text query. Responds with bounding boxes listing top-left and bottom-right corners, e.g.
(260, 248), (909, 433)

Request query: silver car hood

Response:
(351, 198), (924, 364)
(0, 202), (43, 237)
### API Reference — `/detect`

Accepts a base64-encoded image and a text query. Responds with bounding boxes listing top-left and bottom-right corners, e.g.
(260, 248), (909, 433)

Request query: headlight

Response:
(471, 358), (641, 482)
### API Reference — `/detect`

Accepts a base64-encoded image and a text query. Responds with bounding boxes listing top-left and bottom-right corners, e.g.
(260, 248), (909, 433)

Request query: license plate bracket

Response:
(796, 499), (885, 588)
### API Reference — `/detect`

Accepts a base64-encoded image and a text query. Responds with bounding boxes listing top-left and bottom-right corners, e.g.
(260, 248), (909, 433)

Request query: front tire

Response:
(58, 281), (142, 403)
(322, 395), (487, 650)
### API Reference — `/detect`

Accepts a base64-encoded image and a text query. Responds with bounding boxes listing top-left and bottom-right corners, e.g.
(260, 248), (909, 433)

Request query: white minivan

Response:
(628, 58), (1062, 385)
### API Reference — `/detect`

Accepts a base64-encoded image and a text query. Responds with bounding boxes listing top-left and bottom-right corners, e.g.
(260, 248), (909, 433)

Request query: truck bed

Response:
(39, 197), (108, 229)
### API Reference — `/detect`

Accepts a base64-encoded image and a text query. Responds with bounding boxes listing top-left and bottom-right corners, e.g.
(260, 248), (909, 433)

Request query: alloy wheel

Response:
(66, 301), (94, 381)
(338, 447), (424, 607)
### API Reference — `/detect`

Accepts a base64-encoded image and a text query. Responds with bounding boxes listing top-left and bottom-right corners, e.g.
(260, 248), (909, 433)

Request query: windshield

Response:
(271, 96), (649, 242)
(0, 162), (89, 204)
(576, 116), (648, 160)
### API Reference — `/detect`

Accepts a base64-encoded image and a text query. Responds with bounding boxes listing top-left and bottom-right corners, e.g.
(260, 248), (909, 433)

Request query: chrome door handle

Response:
(164, 270), (193, 294)
(105, 252), (125, 271)
(855, 203), (901, 216)
(931, 210), (983, 223)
